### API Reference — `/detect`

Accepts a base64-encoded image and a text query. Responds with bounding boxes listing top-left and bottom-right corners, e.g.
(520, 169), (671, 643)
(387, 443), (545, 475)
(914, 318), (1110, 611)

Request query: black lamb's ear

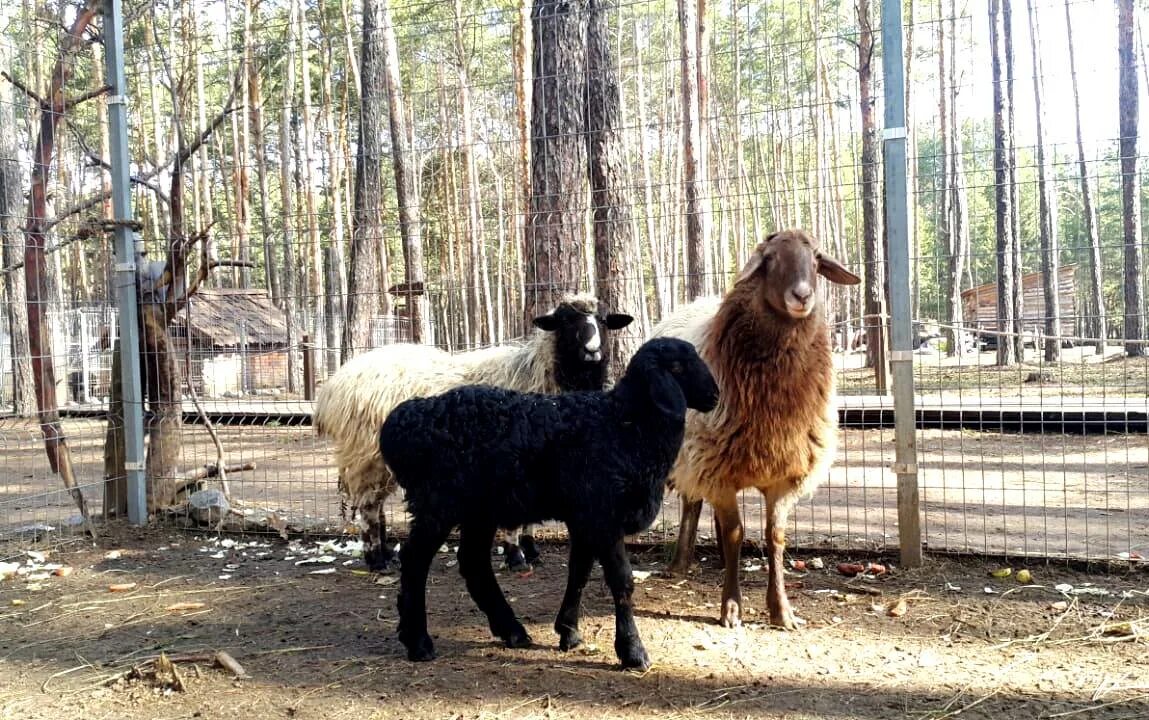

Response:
(532, 314), (561, 332)
(604, 313), (634, 330)
(646, 367), (687, 417)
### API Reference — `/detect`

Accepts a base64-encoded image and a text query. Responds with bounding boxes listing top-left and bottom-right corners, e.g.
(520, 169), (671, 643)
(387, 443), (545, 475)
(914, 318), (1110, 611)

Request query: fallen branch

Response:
(181, 462), (256, 483)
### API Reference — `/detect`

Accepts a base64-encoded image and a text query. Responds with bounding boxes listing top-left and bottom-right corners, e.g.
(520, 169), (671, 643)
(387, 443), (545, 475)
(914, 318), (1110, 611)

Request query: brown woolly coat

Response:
(652, 283), (838, 512)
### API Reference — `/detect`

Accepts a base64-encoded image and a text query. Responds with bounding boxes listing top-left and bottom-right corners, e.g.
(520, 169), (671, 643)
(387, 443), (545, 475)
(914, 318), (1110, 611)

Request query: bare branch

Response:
(61, 83), (111, 110)
(1, 71), (47, 106)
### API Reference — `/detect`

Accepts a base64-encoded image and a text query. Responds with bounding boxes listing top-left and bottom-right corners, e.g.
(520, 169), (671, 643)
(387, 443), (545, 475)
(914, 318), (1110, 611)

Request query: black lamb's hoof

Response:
(557, 627), (582, 651)
(500, 624), (533, 649)
(616, 641), (650, 671)
(402, 633), (436, 662)
(520, 535), (541, 565)
(503, 543), (532, 573)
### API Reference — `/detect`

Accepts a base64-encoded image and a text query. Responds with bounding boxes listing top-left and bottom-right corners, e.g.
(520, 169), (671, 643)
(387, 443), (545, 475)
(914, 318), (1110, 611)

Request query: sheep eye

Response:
(670, 362), (684, 375)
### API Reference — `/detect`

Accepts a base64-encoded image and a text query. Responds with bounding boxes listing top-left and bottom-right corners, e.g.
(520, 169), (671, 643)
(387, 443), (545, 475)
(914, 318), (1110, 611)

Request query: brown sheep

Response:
(650, 228), (861, 628)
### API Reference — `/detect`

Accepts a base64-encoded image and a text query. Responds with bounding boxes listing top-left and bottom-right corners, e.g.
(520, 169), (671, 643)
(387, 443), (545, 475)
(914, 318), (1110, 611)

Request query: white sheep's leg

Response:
(519, 524), (540, 565)
(501, 527), (530, 572)
(713, 500), (744, 629)
(362, 486), (398, 573)
(553, 533), (596, 651)
(396, 517), (452, 662)
(666, 498), (703, 577)
(459, 521), (531, 649)
(597, 536), (650, 671)
(764, 487), (797, 629)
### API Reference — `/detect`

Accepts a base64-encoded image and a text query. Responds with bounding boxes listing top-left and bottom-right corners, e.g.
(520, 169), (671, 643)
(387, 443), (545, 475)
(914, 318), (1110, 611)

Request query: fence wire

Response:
(0, 0), (1146, 566)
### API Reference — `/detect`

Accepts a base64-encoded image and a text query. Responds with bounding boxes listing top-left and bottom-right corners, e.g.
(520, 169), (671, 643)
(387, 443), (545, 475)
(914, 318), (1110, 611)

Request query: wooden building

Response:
(172, 289), (290, 396)
(961, 264), (1077, 341)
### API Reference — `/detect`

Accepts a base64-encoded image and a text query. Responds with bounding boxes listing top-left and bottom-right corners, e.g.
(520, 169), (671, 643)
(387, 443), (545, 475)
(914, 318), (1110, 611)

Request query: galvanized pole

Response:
(880, 0), (922, 567)
(103, 0), (148, 524)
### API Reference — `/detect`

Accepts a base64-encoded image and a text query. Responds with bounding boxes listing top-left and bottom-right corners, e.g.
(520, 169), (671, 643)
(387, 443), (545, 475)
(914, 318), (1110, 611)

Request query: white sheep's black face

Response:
(578, 314), (603, 362)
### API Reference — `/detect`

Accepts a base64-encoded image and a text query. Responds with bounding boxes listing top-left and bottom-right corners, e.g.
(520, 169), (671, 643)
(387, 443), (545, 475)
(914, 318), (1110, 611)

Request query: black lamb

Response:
(378, 336), (720, 670)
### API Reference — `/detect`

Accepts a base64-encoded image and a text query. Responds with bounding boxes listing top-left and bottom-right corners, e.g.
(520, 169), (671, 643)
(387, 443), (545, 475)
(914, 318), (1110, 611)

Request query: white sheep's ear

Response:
(734, 247), (766, 286)
(532, 315), (561, 332)
(817, 252), (862, 285)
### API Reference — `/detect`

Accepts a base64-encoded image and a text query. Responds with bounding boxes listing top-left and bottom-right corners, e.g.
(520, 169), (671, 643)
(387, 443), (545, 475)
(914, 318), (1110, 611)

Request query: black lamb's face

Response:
(532, 302), (634, 389)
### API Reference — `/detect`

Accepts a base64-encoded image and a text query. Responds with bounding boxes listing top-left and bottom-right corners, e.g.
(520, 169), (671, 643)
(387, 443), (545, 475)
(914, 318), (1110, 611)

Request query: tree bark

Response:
(857, 0), (887, 390)
(0, 58), (35, 416)
(1026, 0), (1059, 362)
(523, 0), (588, 329)
(279, 3), (299, 391)
(1003, 0), (1024, 359)
(677, 0), (706, 300)
(344, 0), (388, 360)
(1064, 0), (1104, 352)
(453, 0), (494, 345)
(1118, 0), (1145, 357)
(296, 0), (326, 354)
(380, 0), (427, 343)
(946, 0), (969, 357)
(20, 0), (101, 533)
(990, 0), (1018, 365)
(587, 0), (644, 379)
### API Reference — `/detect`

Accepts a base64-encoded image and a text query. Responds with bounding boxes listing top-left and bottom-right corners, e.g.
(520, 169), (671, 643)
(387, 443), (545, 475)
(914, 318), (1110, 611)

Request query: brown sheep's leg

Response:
(713, 501), (744, 628)
(765, 489), (797, 629)
(666, 498), (703, 577)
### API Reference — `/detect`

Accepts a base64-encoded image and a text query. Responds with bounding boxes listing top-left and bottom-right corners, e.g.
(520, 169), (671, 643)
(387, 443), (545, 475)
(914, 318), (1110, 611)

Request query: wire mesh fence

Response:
(0, 0), (1146, 566)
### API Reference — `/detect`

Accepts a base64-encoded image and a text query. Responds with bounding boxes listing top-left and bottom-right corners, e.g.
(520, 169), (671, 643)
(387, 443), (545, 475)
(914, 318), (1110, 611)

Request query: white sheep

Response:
(313, 293), (633, 572)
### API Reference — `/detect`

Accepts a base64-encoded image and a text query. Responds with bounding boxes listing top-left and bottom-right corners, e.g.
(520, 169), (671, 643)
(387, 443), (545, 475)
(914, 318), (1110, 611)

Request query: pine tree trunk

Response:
(990, 0), (1018, 365)
(296, 0), (326, 352)
(453, 0), (494, 345)
(677, 0), (706, 300)
(279, 8), (300, 392)
(587, 0), (644, 379)
(1064, 0), (1104, 352)
(514, 0), (532, 305)
(1026, 0), (1059, 362)
(938, 9), (957, 355)
(1118, 0), (1145, 356)
(344, 0), (388, 360)
(1003, 0), (1024, 359)
(523, 0), (588, 329)
(947, 0), (970, 356)
(380, 0), (427, 343)
(0, 60), (36, 416)
(858, 0), (887, 389)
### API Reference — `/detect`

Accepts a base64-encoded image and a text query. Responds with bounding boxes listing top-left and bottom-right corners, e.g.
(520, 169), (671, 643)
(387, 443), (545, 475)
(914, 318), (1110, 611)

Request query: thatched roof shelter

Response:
(173, 289), (288, 351)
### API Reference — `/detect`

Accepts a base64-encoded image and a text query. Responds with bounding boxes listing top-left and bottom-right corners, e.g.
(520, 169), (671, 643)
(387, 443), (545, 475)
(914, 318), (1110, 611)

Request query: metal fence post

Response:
(880, 0), (922, 567)
(103, 0), (148, 525)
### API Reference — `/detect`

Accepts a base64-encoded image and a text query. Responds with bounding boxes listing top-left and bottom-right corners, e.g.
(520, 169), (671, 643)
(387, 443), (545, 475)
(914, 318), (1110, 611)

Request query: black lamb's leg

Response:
(459, 521), (531, 649)
(598, 537), (651, 671)
(396, 517), (451, 662)
(554, 534), (596, 651)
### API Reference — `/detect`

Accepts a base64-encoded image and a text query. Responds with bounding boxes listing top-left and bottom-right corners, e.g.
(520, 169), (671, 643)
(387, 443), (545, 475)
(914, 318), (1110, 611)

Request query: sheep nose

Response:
(790, 282), (813, 305)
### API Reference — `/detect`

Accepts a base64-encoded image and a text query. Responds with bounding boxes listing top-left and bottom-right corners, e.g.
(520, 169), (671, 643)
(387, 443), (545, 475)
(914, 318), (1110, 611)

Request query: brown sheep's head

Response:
(734, 229), (861, 321)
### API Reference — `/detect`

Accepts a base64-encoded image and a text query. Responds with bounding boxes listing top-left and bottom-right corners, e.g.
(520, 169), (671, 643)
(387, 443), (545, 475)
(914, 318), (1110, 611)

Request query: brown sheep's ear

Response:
(734, 248), (766, 285)
(817, 253), (861, 285)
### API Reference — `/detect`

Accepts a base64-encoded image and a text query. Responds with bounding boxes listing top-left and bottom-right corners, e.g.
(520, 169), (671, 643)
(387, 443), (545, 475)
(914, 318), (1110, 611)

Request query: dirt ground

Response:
(1, 526), (1147, 720)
